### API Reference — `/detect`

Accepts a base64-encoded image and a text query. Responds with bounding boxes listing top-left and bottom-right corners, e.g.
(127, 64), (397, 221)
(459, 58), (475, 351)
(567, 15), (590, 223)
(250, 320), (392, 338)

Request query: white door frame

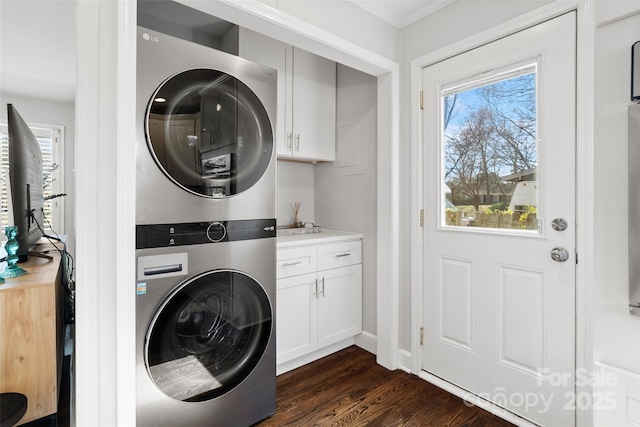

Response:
(75, 1), (400, 425)
(410, 2), (595, 426)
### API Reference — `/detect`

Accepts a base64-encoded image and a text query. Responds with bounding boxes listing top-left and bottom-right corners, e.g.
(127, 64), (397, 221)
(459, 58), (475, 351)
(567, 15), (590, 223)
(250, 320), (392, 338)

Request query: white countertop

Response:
(276, 229), (363, 248)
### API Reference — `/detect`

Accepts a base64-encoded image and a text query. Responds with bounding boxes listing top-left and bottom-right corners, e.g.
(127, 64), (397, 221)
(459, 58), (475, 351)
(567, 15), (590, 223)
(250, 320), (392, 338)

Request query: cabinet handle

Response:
(313, 278), (318, 299)
(283, 260), (302, 266)
(336, 253), (351, 258)
(320, 277), (325, 297)
(287, 132), (293, 150)
(295, 134), (300, 151)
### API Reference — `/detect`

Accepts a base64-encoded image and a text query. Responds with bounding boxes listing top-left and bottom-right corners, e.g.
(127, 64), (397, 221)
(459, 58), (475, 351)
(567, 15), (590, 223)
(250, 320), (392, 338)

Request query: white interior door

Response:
(422, 13), (576, 427)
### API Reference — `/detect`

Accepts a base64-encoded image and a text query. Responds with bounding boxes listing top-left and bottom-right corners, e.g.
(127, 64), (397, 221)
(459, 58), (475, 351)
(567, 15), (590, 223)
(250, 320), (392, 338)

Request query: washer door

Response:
(145, 270), (272, 402)
(146, 69), (273, 198)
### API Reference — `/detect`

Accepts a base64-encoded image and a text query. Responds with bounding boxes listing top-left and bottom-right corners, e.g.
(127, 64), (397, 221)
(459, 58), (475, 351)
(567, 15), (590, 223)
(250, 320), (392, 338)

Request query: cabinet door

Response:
(238, 29), (293, 158)
(292, 48), (336, 162)
(276, 273), (318, 364)
(317, 264), (362, 348)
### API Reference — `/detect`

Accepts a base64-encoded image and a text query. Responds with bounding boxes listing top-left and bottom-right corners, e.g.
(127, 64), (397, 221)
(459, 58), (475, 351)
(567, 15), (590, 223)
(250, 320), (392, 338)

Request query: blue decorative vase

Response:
(1, 226), (27, 278)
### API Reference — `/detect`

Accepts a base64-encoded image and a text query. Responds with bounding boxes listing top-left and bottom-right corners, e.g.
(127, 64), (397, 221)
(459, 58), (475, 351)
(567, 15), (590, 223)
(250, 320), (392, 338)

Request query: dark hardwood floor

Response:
(256, 346), (515, 427)
(24, 346), (513, 427)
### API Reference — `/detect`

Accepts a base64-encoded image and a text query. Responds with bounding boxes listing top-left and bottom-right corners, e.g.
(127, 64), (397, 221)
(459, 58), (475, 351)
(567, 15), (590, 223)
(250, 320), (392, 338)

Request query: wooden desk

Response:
(0, 241), (63, 425)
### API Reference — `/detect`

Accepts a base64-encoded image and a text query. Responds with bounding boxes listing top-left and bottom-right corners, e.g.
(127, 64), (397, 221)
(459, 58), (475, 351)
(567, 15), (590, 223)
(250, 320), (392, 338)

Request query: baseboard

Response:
(276, 338), (355, 376)
(398, 348), (412, 373)
(354, 333), (412, 373)
(276, 331), (383, 376)
(354, 330), (376, 354)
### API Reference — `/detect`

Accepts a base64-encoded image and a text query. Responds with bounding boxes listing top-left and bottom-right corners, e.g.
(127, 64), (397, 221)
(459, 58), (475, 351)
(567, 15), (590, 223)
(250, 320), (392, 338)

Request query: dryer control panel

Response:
(136, 218), (276, 249)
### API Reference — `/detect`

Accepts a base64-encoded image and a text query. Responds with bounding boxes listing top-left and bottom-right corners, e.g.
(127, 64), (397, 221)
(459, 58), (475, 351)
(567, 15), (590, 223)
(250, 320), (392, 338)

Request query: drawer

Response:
(277, 246), (317, 279)
(317, 240), (361, 271)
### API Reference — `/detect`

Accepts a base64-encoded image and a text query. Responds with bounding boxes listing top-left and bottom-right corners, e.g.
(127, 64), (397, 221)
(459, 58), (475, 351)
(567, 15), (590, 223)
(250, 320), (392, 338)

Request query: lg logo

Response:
(142, 32), (159, 43)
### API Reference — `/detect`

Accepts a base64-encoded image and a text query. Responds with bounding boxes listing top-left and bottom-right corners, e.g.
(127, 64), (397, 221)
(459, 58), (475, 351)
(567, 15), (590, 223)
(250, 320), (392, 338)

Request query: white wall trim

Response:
(277, 338), (355, 376)
(376, 70), (400, 370)
(410, 51), (424, 375)
(115, 1), (138, 426)
(410, 1), (595, 425)
(355, 330), (377, 355)
(175, 0), (401, 370)
(177, 0), (396, 76)
(398, 349), (412, 374)
(575, 2), (596, 426)
(74, 4), (100, 424)
(75, 0), (137, 425)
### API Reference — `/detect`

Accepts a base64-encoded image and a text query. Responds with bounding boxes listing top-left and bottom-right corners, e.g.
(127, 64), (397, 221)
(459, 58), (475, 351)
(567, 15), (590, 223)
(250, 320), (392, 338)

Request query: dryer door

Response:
(145, 69), (273, 198)
(145, 269), (272, 402)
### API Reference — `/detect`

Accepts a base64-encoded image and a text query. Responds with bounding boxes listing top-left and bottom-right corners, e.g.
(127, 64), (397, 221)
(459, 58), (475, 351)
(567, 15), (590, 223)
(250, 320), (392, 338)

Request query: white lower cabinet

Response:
(316, 264), (362, 348)
(276, 240), (362, 366)
(277, 272), (318, 363)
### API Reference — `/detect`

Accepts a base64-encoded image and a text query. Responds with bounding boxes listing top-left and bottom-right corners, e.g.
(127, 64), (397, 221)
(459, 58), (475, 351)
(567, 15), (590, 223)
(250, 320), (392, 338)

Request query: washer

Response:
(136, 24), (277, 427)
(136, 219), (276, 426)
(136, 26), (277, 225)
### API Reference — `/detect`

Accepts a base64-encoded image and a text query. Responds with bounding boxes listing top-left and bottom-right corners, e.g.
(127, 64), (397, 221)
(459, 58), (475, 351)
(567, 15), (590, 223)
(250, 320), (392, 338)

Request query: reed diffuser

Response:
(290, 201), (303, 228)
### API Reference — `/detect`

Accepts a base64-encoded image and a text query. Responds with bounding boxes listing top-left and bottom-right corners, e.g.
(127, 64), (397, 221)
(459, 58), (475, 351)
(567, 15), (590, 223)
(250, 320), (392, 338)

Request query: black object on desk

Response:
(0, 393), (27, 427)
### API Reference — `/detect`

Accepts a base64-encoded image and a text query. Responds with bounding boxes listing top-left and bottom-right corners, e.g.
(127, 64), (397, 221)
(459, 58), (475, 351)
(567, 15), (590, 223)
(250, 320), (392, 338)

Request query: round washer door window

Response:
(145, 270), (272, 402)
(146, 69), (273, 198)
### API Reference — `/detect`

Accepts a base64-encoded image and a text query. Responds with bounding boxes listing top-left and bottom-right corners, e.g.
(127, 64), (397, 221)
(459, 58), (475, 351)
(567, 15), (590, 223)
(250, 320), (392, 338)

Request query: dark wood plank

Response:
(255, 346), (515, 427)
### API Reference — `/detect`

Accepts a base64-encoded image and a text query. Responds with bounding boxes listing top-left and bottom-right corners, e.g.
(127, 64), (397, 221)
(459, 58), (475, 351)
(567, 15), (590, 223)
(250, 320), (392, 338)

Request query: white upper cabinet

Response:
(290, 48), (336, 161)
(239, 29), (336, 162)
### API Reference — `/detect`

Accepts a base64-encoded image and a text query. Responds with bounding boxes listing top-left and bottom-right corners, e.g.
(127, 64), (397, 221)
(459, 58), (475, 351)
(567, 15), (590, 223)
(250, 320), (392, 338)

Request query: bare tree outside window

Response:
(442, 67), (538, 230)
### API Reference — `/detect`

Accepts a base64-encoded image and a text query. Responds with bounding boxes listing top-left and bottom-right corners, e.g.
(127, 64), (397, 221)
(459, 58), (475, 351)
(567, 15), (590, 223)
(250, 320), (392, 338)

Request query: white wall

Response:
(593, 5), (640, 377)
(315, 64), (378, 336)
(0, 93), (75, 256)
(397, 0), (553, 353)
(277, 160), (315, 226)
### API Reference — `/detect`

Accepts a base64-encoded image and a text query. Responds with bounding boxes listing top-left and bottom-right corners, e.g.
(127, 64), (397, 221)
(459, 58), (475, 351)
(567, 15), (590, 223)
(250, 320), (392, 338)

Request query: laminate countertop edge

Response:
(276, 229), (363, 248)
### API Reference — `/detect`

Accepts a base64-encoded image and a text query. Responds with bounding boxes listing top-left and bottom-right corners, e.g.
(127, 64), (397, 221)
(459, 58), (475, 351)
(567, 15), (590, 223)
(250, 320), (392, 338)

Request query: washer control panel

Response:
(136, 218), (276, 249)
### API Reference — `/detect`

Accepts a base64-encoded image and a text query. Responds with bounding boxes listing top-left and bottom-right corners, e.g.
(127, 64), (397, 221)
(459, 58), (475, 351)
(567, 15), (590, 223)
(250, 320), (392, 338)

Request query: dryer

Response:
(135, 24), (277, 427)
(136, 220), (276, 426)
(136, 26), (277, 225)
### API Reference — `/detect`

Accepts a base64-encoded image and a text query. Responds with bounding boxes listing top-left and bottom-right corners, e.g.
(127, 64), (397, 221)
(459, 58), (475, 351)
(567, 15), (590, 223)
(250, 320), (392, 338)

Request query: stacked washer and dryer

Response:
(135, 26), (277, 427)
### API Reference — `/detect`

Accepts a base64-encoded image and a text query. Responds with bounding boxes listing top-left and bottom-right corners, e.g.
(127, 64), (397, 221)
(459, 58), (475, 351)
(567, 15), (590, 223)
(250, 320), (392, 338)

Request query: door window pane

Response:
(442, 63), (538, 232)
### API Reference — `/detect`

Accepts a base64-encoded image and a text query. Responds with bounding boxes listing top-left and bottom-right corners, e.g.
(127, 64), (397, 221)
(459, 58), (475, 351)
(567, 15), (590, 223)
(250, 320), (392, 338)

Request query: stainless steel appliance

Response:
(629, 103), (640, 316)
(136, 220), (276, 426)
(136, 25), (277, 426)
(136, 26), (276, 224)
